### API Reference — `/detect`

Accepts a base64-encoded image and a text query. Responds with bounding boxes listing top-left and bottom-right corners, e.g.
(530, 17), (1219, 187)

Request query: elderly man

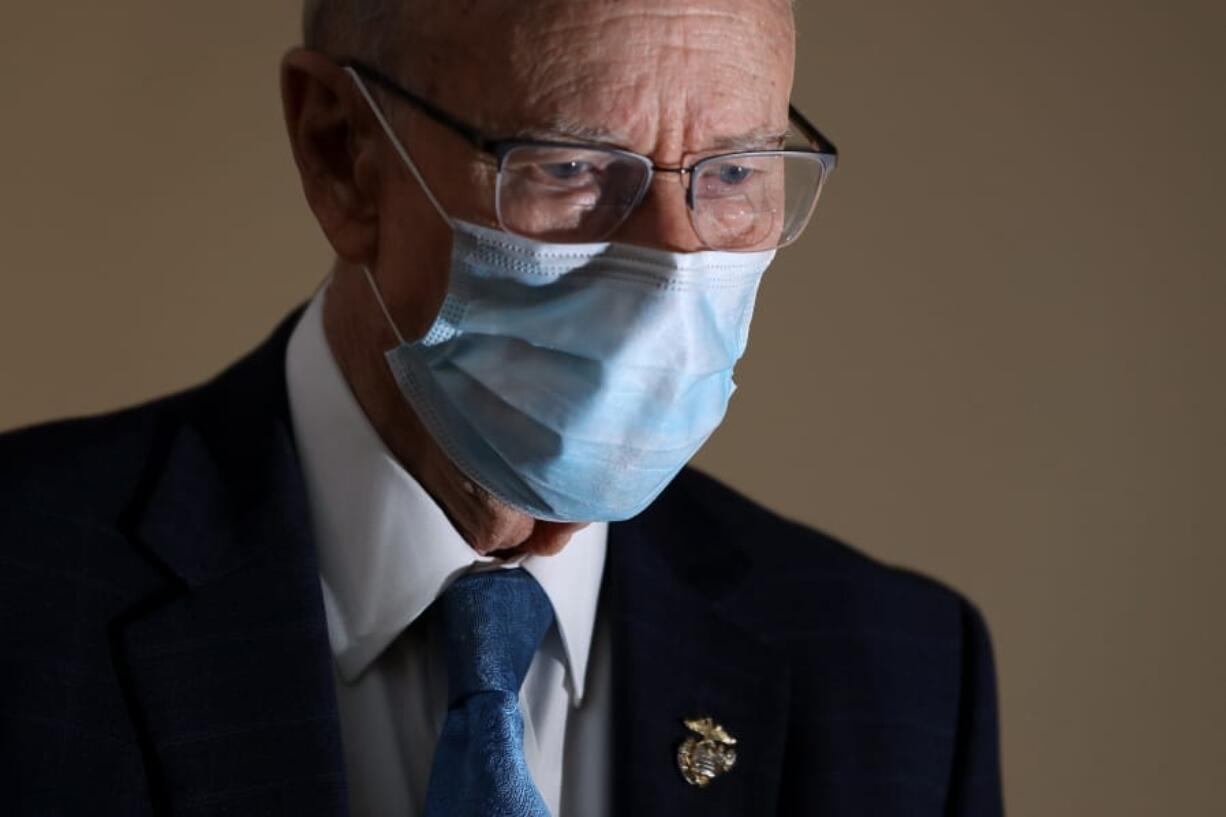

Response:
(0, 1), (1002, 815)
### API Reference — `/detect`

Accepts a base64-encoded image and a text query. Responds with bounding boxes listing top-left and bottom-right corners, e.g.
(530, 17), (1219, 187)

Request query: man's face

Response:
(381, 0), (797, 253)
(297, 0), (797, 553)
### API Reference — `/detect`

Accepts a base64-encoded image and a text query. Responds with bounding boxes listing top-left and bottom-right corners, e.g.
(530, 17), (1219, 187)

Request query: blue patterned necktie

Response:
(422, 568), (555, 817)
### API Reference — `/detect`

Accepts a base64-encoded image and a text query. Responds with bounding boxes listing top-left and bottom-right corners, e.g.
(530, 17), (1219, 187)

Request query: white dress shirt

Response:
(285, 281), (612, 817)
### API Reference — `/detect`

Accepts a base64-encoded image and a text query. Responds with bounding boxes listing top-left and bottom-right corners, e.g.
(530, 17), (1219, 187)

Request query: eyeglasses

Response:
(345, 60), (838, 251)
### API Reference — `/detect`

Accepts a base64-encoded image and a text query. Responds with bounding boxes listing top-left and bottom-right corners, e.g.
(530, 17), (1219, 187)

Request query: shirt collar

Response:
(285, 280), (607, 706)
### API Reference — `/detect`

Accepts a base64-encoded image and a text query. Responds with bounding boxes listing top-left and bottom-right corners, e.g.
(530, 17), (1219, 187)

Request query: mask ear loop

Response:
(347, 68), (484, 500)
(344, 66), (452, 227)
(362, 265), (407, 346)
(345, 66), (450, 348)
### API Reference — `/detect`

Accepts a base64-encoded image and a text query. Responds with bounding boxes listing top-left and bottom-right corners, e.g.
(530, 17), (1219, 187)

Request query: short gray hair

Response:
(302, 0), (398, 64)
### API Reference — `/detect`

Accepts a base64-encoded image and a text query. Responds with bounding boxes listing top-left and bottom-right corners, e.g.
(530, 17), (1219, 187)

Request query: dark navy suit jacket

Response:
(0, 310), (1003, 816)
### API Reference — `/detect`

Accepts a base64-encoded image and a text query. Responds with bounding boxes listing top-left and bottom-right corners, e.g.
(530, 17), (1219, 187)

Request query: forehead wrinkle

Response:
(506, 3), (787, 86)
(669, 35), (787, 160)
(487, 0), (792, 157)
(512, 2), (786, 41)
(517, 9), (781, 83)
(509, 50), (780, 150)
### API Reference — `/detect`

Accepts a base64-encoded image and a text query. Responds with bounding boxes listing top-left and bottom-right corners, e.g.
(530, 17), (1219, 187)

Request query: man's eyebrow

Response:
(509, 119), (629, 148)
(506, 120), (789, 153)
(708, 128), (789, 151)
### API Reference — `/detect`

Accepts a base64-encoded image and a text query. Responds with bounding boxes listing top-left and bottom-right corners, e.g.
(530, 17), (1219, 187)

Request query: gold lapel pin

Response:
(677, 716), (738, 787)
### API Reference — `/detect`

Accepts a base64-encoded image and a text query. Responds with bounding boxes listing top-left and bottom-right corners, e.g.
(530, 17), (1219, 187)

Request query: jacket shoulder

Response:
(664, 467), (992, 684)
(0, 395), (181, 527)
(669, 466), (976, 616)
(0, 308), (301, 528)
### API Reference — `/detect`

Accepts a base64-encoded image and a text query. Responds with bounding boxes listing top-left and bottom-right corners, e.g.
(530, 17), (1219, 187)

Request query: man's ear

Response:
(280, 48), (381, 264)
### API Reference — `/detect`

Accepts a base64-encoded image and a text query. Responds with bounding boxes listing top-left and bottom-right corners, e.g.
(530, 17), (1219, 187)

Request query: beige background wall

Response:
(2, 1), (1223, 813)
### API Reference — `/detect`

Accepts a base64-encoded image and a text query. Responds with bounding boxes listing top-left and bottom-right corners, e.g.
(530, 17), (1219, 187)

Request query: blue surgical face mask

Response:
(347, 68), (775, 522)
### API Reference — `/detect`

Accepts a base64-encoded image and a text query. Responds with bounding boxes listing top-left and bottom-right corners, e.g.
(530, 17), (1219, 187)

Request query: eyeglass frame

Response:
(343, 59), (839, 247)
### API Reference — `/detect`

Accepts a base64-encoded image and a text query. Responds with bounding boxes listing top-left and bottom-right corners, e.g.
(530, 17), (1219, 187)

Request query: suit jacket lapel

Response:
(607, 500), (791, 817)
(114, 310), (349, 815)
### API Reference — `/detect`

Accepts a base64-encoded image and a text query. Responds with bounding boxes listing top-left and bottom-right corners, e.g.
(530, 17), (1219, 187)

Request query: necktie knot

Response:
(424, 567), (556, 817)
(437, 568), (555, 704)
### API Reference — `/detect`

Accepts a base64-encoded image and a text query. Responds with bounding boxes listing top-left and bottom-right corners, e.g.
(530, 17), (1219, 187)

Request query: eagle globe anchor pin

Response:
(677, 717), (738, 787)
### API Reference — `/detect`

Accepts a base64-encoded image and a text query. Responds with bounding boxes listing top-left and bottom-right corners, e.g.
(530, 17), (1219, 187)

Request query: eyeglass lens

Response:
(496, 146), (828, 250)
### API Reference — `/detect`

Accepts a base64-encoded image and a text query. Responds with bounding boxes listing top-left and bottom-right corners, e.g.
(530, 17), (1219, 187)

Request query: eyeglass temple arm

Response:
(343, 60), (497, 152)
(789, 104), (838, 159)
